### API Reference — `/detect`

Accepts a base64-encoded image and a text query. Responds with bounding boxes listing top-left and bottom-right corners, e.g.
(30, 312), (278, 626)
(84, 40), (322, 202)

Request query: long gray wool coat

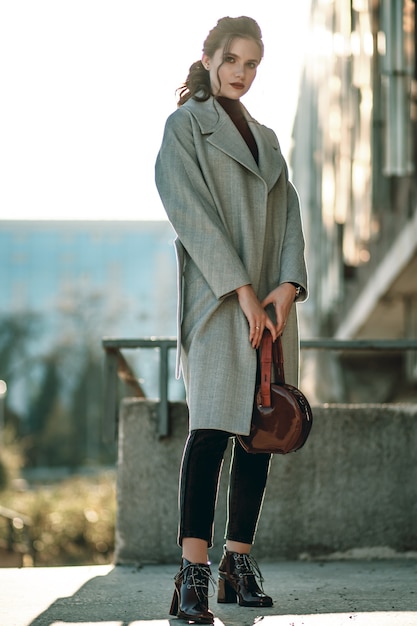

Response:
(155, 95), (308, 436)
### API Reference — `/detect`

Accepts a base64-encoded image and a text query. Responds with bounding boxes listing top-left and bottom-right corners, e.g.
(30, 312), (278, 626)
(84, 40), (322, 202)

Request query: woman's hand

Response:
(236, 284), (277, 348)
(261, 283), (296, 337)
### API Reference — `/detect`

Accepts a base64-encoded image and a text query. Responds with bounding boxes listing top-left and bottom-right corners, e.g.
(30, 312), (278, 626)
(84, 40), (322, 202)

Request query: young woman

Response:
(155, 16), (307, 624)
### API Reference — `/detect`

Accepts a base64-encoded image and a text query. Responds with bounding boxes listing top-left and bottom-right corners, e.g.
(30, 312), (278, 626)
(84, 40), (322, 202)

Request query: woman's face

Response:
(202, 37), (261, 100)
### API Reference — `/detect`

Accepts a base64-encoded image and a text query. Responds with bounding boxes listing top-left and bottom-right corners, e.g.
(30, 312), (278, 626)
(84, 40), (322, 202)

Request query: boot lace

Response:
(175, 562), (216, 601)
(233, 553), (265, 589)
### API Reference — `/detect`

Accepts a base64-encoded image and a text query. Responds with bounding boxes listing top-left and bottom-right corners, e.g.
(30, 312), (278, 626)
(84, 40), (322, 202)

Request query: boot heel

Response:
(217, 546), (273, 608)
(169, 588), (179, 616)
(217, 576), (237, 604)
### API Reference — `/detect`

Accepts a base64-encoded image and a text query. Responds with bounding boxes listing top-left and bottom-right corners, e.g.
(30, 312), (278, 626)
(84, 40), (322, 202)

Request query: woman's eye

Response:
(224, 56), (235, 63)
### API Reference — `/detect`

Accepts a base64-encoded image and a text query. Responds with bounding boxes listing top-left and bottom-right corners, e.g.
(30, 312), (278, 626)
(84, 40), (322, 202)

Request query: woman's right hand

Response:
(236, 284), (277, 348)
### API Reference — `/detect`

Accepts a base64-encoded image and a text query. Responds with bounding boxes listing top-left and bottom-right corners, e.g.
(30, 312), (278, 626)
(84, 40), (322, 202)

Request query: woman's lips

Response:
(230, 82), (244, 90)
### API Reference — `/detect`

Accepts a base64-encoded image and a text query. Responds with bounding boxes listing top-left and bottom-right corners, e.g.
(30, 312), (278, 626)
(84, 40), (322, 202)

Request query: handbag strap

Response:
(259, 330), (286, 407)
(272, 333), (286, 385)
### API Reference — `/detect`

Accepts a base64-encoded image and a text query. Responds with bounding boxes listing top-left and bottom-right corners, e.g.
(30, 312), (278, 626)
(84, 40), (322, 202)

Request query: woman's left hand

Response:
(261, 283), (296, 337)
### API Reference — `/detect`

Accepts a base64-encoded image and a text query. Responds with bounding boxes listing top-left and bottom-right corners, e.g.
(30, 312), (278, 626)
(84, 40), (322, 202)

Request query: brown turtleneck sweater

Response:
(217, 96), (259, 165)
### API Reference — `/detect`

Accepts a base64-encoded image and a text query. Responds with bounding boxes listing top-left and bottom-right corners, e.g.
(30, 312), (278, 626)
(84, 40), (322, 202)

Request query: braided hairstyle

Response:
(177, 16), (264, 106)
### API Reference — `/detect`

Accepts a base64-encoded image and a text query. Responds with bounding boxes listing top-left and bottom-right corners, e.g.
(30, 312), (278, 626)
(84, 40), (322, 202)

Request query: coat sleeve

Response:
(155, 108), (251, 300)
(278, 167), (308, 301)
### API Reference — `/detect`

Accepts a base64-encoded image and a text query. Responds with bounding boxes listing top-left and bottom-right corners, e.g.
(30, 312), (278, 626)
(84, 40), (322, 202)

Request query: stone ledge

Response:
(115, 400), (417, 564)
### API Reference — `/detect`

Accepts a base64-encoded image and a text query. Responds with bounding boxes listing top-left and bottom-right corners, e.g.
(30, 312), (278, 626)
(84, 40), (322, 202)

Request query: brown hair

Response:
(176, 16), (264, 106)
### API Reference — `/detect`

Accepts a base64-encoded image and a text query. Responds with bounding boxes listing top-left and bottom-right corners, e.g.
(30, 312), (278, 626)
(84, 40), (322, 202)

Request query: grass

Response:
(0, 471), (116, 566)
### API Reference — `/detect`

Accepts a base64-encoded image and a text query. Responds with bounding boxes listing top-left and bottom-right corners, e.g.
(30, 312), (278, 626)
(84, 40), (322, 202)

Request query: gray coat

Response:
(155, 95), (308, 435)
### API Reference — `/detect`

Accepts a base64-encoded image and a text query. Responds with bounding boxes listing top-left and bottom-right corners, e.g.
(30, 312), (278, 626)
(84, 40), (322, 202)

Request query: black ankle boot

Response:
(217, 546), (273, 607)
(170, 558), (215, 623)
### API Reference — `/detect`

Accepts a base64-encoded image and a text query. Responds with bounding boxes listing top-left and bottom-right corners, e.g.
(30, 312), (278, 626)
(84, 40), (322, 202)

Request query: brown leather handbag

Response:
(238, 330), (313, 454)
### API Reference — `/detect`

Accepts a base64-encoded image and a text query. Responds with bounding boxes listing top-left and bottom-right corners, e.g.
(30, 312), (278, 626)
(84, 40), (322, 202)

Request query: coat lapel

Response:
(248, 119), (284, 192)
(209, 120), (259, 176)
(185, 97), (283, 191)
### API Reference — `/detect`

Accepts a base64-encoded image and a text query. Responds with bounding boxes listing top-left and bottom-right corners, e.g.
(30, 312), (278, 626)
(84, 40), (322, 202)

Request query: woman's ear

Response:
(201, 54), (210, 71)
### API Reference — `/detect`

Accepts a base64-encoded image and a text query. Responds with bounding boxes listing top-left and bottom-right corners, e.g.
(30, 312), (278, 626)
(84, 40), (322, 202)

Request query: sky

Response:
(0, 1), (311, 221)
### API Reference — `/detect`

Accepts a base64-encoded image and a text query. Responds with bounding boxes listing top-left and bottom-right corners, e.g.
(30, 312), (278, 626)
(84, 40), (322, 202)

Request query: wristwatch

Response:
(289, 282), (302, 300)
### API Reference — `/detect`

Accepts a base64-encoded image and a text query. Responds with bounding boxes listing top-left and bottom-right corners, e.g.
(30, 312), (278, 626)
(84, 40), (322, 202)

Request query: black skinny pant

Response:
(178, 428), (272, 548)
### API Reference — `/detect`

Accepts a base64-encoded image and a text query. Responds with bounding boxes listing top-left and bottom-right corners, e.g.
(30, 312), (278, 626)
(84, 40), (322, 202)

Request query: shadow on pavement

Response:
(27, 560), (417, 626)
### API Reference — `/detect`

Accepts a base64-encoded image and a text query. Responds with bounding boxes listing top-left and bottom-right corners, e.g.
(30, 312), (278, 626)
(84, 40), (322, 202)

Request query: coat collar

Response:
(184, 96), (283, 190)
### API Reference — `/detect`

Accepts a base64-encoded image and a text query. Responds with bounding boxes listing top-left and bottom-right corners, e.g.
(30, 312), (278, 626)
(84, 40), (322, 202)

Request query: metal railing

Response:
(102, 338), (176, 440)
(102, 337), (417, 441)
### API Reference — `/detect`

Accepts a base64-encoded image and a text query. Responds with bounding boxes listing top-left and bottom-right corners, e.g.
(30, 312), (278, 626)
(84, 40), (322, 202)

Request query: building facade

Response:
(291, 0), (417, 401)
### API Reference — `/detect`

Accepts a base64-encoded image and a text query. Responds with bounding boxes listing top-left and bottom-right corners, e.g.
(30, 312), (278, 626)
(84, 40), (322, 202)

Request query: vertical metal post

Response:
(103, 349), (119, 442)
(383, 0), (412, 175)
(404, 294), (417, 382)
(0, 380), (7, 446)
(158, 342), (170, 437)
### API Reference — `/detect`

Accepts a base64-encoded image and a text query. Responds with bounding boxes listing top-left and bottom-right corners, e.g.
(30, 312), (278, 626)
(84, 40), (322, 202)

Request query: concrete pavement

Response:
(1, 559), (417, 626)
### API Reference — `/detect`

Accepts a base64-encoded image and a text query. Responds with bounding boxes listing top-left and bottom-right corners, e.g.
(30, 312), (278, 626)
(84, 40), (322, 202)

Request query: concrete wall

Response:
(115, 399), (417, 565)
